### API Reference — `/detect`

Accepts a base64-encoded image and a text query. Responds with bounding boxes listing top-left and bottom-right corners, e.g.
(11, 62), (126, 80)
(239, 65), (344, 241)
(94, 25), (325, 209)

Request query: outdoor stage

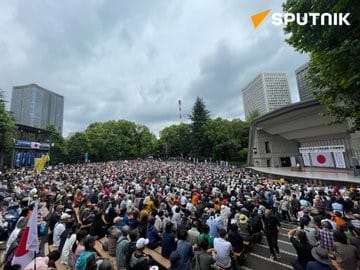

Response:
(248, 167), (360, 185)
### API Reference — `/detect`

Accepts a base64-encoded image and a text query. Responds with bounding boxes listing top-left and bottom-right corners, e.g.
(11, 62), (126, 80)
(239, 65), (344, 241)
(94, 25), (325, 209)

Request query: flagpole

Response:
(34, 251), (36, 270)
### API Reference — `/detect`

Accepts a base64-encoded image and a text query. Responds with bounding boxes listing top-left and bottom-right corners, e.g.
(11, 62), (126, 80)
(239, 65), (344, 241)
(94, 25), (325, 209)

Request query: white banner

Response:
(302, 153), (311, 166)
(333, 152), (346, 168)
(310, 152), (335, 167)
(299, 145), (345, 153)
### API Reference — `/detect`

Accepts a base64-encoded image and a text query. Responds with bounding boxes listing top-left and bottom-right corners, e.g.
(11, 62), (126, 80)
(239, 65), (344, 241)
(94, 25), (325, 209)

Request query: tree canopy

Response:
(0, 90), (15, 168)
(189, 97), (211, 158)
(283, 0), (360, 131)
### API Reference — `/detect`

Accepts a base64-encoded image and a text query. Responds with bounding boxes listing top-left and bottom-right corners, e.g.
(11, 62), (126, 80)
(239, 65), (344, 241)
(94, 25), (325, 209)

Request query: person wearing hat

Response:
(332, 230), (359, 270)
(238, 214), (252, 241)
(53, 213), (71, 247)
(75, 235), (97, 270)
(306, 246), (334, 270)
(129, 238), (152, 270)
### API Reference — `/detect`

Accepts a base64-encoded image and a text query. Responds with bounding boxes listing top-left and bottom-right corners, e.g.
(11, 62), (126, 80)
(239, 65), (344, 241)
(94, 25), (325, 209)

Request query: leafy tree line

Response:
(0, 96), (253, 168)
(61, 97), (252, 164)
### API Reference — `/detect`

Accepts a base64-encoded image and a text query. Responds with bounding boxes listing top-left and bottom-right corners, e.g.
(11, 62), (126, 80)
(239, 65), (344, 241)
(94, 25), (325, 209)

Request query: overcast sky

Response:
(0, 0), (308, 136)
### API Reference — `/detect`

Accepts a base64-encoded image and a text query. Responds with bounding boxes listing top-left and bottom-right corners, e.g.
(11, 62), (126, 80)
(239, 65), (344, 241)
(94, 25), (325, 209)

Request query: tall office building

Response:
(11, 84), (64, 133)
(295, 63), (315, 101)
(242, 72), (291, 118)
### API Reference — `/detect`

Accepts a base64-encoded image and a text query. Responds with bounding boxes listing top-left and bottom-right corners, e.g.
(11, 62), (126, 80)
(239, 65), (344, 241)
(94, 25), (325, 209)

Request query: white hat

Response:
(60, 213), (71, 220)
(136, 238), (149, 249)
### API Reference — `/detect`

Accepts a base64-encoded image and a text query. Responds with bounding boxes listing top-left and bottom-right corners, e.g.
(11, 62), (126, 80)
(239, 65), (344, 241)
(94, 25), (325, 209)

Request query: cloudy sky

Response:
(0, 0), (308, 136)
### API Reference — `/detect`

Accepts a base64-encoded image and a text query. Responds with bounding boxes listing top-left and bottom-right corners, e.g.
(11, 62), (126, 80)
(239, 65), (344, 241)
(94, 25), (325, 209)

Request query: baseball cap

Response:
(60, 213), (71, 220)
(136, 238), (149, 249)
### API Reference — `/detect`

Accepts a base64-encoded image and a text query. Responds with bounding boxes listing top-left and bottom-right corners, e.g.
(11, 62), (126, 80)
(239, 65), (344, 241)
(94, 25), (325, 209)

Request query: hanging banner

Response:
(333, 152), (346, 168)
(302, 153), (311, 166)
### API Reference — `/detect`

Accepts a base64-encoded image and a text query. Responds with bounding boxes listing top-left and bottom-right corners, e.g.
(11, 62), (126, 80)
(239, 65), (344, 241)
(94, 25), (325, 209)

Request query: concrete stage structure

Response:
(247, 99), (360, 184)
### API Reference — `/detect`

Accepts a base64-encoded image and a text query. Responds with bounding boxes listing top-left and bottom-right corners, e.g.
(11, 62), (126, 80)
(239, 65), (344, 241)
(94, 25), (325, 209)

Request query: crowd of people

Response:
(0, 159), (360, 270)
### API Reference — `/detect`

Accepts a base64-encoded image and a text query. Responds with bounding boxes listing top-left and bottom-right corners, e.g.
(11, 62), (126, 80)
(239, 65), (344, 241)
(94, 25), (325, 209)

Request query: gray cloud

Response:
(0, 0), (308, 136)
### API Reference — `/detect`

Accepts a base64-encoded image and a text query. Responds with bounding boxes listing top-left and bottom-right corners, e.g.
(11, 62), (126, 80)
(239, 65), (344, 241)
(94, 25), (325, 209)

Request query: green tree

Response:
(159, 123), (192, 157)
(0, 90), (15, 169)
(84, 120), (157, 161)
(134, 124), (158, 157)
(45, 125), (67, 165)
(283, 0), (360, 131)
(66, 132), (90, 163)
(204, 118), (236, 160)
(189, 97), (211, 158)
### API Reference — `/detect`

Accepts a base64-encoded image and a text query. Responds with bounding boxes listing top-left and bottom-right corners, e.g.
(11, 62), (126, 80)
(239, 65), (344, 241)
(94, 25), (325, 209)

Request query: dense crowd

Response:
(0, 160), (360, 270)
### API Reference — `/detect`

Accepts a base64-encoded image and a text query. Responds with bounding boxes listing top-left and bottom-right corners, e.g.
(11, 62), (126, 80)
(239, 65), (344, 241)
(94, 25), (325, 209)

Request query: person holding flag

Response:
(11, 201), (39, 269)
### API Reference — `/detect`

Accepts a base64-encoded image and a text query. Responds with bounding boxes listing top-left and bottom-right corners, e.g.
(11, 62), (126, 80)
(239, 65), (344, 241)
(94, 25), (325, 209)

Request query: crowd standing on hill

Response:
(0, 159), (360, 270)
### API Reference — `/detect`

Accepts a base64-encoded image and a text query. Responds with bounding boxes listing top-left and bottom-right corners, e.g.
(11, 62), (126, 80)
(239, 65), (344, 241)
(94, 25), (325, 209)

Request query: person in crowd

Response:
(102, 217), (122, 257)
(199, 224), (214, 249)
(186, 220), (200, 247)
(194, 239), (215, 270)
(161, 222), (177, 259)
(290, 194), (300, 220)
(146, 215), (161, 249)
(69, 230), (87, 268)
(301, 215), (318, 247)
(98, 259), (114, 270)
(228, 222), (244, 254)
(116, 225), (130, 270)
(89, 209), (107, 239)
(213, 228), (232, 270)
(175, 228), (194, 270)
(288, 227), (314, 270)
(24, 250), (61, 270)
(125, 229), (139, 270)
(280, 196), (291, 222)
(206, 212), (221, 238)
(306, 246), (335, 270)
(53, 213), (71, 248)
(263, 208), (281, 260)
(317, 221), (334, 253)
(75, 235), (97, 270)
(333, 230), (360, 270)
(60, 222), (81, 265)
(129, 238), (153, 270)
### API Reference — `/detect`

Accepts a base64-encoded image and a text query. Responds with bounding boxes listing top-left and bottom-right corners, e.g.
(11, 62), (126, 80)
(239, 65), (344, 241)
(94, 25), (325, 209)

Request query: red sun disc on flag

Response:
(317, 154), (326, 164)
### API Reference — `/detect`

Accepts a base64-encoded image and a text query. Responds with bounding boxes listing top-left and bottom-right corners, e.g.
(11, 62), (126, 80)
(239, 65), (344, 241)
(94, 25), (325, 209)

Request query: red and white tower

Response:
(178, 99), (182, 124)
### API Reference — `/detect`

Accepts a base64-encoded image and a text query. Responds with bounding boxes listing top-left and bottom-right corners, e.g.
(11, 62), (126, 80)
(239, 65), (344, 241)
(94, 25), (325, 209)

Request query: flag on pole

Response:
(12, 201), (39, 269)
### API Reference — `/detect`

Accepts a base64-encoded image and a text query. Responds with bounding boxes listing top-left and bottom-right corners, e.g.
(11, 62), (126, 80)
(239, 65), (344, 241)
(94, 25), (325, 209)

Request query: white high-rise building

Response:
(242, 72), (291, 118)
(11, 84), (64, 133)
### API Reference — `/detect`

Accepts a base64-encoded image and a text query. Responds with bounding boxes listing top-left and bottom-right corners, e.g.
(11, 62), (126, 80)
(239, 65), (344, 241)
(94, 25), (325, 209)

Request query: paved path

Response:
(239, 221), (297, 270)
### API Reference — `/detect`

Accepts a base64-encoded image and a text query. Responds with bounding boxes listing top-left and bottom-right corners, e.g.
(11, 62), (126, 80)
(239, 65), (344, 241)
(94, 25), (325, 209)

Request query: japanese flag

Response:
(30, 142), (40, 149)
(12, 201), (39, 269)
(310, 152), (335, 167)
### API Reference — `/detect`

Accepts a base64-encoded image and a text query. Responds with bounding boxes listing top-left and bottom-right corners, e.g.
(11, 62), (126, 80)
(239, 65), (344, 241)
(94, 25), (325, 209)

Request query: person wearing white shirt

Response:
(60, 223), (80, 264)
(213, 228), (232, 269)
(53, 213), (71, 247)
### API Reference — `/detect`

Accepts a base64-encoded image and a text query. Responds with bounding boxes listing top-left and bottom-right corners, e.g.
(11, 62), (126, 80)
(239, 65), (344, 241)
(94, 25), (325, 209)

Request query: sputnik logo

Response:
(250, 9), (351, 28)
